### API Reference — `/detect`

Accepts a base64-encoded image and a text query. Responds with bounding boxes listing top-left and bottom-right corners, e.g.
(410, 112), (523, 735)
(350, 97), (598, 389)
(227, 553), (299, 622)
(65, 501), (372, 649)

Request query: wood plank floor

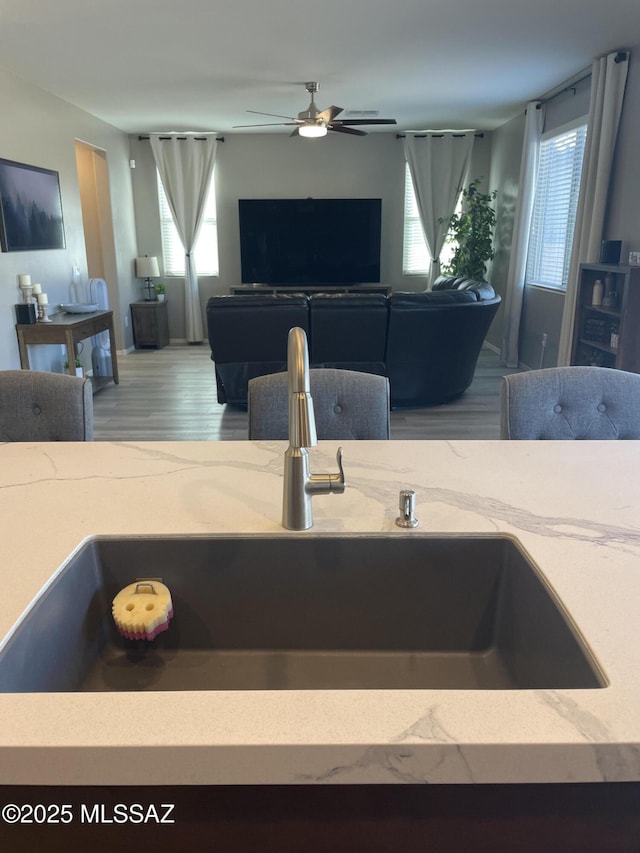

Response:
(92, 344), (519, 441)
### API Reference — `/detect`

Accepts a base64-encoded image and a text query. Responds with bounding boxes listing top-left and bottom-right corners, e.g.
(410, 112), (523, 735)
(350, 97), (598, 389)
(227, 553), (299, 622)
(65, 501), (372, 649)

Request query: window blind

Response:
(157, 171), (219, 276)
(525, 123), (587, 290)
(402, 163), (461, 275)
(402, 163), (430, 274)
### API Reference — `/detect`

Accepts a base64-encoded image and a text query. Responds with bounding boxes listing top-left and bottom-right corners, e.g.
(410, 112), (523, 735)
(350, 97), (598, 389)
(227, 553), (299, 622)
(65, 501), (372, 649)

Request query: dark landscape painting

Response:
(0, 158), (65, 251)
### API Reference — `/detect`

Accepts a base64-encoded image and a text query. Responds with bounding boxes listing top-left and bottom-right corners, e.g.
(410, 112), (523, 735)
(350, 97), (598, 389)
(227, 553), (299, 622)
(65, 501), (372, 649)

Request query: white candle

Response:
(31, 283), (42, 295)
(18, 274), (31, 287)
(37, 293), (48, 305)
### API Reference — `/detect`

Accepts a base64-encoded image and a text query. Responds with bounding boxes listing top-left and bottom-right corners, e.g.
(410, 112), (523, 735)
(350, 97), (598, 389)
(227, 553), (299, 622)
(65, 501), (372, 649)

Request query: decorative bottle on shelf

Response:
(591, 279), (604, 306)
(602, 273), (617, 309)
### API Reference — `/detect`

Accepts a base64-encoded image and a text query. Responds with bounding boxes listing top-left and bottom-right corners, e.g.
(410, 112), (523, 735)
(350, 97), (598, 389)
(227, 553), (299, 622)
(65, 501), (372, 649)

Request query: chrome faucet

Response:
(282, 327), (345, 530)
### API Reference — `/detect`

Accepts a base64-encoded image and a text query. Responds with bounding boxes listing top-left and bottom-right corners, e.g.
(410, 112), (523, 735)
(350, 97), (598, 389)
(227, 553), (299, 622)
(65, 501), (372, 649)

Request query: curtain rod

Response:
(395, 132), (484, 139)
(537, 72), (591, 107)
(138, 135), (225, 142)
(536, 51), (628, 107)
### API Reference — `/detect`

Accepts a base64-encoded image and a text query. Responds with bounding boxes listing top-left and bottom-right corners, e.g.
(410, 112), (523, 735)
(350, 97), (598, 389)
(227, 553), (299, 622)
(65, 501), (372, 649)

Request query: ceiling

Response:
(0, 0), (638, 135)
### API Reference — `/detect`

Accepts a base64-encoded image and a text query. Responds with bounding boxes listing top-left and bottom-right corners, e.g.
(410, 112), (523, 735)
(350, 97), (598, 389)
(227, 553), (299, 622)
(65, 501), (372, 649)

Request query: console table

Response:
(231, 284), (391, 296)
(15, 310), (119, 389)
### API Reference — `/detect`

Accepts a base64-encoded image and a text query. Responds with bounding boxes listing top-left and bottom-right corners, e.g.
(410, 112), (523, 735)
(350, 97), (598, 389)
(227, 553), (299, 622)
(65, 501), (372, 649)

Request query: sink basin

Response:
(0, 535), (606, 692)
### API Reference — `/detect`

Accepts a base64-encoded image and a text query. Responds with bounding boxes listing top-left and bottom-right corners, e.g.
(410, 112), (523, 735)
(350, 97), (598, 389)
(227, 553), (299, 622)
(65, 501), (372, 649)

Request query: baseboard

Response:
(482, 341), (530, 372)
(170, 337), (187, 345)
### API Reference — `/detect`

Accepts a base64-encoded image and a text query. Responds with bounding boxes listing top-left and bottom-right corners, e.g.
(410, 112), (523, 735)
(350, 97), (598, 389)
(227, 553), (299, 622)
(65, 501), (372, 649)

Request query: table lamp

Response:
(135, 256), (160, 301)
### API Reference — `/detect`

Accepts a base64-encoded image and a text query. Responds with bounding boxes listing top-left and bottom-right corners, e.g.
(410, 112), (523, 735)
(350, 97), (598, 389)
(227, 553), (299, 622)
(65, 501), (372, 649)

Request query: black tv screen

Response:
(239, 198), (381, 285)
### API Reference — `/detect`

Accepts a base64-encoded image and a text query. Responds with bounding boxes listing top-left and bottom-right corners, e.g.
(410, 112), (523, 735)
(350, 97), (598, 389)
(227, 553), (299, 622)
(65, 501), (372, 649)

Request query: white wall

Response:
(0, 68), (138, 372)
(129, 130), (493, 339)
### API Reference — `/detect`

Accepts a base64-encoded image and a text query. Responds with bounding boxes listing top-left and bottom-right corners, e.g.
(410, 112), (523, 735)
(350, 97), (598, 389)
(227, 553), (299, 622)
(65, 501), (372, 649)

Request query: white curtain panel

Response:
(557, 51), (629, 365)
(404, 133), (474, 286)
(501, 101), (544, 368)
(150, 134), (218, 342)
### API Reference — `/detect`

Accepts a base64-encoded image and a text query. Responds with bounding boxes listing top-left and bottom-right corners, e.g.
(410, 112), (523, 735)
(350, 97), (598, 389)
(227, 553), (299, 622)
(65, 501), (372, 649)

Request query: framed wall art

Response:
(0, 158), (65, 251)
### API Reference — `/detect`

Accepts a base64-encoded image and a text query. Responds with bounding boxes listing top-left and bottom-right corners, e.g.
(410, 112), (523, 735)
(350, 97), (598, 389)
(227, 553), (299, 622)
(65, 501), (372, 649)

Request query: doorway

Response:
(74, 140), (118, 312)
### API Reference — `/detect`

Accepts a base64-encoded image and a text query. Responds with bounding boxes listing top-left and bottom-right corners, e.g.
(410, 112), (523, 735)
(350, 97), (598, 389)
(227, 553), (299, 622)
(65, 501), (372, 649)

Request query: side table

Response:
(130, 300), (169, 349)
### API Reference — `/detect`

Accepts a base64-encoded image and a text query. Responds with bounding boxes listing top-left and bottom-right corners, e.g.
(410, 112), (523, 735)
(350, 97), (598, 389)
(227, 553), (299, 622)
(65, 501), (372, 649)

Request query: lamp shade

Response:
(135, 256), (160, 278)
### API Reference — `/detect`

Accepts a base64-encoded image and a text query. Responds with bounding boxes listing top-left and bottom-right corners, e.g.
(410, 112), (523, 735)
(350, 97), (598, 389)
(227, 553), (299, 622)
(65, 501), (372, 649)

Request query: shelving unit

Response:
(571, 263), (640, 372)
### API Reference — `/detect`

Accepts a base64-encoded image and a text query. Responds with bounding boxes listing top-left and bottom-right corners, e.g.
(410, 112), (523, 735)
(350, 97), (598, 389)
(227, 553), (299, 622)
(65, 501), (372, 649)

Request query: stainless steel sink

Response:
(0, 535), (606, 692)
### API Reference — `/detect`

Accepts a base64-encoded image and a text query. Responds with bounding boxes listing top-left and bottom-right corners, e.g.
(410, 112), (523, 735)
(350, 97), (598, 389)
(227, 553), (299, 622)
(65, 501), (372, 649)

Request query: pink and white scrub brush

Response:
(112, 580), (173, 641)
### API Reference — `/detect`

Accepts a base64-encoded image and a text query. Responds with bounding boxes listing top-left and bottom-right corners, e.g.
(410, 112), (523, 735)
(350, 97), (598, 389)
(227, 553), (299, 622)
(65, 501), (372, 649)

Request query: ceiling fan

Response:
(233, 82), (397, 138)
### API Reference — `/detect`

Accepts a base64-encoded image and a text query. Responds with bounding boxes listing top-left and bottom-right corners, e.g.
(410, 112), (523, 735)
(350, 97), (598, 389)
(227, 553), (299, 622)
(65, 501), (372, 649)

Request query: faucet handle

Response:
(307, 446), (346, 495)
(333, 446), (345, 490)
(325, 446), (346, 493)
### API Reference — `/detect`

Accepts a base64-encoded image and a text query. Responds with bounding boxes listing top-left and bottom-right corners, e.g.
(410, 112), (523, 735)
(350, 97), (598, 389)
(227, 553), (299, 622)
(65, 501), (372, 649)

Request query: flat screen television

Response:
(238, 198), (381, 285)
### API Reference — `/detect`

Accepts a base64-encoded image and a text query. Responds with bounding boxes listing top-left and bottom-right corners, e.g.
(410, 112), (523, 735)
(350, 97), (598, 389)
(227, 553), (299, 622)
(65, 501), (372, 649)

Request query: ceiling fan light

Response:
(299, 122), (327, 138)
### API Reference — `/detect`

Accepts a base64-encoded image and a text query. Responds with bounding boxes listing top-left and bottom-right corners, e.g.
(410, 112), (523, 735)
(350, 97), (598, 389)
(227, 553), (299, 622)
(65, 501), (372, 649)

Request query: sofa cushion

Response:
(207, 293), (310, 406)
(463, 280), (496, 301)
(309, 293), (388, 365)
(431, 275), (496, 301)
(389, 290), (477, 307)
(432, 274), (461, 290)
(206, 294), (309, 363)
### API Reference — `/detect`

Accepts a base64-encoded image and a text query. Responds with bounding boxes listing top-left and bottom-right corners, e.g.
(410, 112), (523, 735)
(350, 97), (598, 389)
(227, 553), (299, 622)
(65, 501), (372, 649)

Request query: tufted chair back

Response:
(500, 367), (640, 440)
(248, 368), (390, 440)
(0, 370), (93, 441)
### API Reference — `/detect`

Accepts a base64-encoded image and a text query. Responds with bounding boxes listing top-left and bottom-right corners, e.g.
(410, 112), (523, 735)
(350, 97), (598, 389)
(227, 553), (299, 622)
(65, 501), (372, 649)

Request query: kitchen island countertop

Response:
(1, 439), (639, 786)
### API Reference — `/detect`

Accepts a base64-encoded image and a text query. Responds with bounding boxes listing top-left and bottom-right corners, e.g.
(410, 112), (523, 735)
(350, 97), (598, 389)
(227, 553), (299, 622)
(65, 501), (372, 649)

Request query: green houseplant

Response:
(154, 282), (166, 301)
(63, 355), (83, 377)
(440, 177), (497, 281)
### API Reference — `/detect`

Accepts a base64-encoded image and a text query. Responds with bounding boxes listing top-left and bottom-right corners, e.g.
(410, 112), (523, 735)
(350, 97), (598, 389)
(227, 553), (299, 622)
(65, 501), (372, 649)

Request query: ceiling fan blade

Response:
(246, 109), (297, 120)
(332, 118), (397, 126)
(233, 122), (299, 128)
(328, 125), (368, 137)
(316, 105), (343, 123)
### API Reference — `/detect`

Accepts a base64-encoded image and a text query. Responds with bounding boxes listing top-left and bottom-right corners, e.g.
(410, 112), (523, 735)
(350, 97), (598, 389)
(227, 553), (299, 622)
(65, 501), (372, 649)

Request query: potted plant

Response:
(64, 355), (83, 377)
(155, 282), (166, 301)
(439, 177), (497, 281)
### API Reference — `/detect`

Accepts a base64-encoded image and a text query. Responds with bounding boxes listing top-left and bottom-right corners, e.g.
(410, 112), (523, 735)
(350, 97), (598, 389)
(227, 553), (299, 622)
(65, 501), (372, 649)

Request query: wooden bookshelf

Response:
(571, 263), (640, 372)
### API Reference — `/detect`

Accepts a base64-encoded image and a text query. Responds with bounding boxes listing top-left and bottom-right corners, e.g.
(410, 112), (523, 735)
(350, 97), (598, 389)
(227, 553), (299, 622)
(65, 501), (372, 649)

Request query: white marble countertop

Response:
(1, 439), (639, 786)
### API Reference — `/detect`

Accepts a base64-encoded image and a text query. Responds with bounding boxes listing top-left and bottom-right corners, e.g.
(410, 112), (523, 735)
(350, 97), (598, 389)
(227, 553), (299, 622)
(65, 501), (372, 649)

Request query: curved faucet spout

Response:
(282, 327), (345, 530)
(288, 326), (311, 395)
(288, 327), (317, 449)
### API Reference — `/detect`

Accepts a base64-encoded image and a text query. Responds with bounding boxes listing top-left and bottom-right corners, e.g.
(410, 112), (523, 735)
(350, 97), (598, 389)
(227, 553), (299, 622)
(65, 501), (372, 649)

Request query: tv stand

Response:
(231, 284), (391, 296)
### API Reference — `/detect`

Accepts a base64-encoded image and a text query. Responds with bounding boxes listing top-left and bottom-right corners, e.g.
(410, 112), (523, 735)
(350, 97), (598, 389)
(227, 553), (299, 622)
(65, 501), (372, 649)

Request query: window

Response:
(403, 163), (430, 274)
(525, 120), (587, 290)
(402, 163), (460, 274)
(157, 171), (219, 276)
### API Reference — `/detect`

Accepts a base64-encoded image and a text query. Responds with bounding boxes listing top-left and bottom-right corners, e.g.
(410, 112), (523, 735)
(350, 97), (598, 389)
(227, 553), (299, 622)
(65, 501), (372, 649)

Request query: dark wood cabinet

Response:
(571, 263), (640, 372)
(130, 300), (169, 349)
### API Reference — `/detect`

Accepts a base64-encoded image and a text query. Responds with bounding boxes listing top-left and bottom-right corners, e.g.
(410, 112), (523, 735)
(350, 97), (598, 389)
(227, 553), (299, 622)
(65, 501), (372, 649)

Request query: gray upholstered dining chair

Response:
(248, 368), (390, 440)
(0, 370), (94, 441)
(500, 366), (640, 440)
